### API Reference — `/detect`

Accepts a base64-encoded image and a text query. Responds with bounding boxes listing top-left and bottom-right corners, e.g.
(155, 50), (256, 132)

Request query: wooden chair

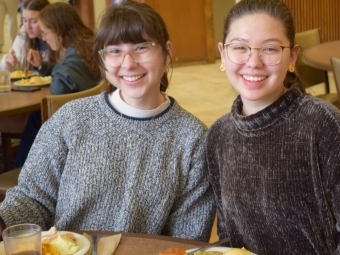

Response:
(41, 81), (106, 123)
(331, 57), (340, 103)
(295, 29), (330, 91)
(0, 113), (30, 173)
(0, 167), (21, 202)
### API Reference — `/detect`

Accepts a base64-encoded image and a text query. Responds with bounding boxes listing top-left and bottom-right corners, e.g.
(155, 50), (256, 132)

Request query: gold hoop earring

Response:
(220, 63), (225, 71)
(289, 64), (295, 72)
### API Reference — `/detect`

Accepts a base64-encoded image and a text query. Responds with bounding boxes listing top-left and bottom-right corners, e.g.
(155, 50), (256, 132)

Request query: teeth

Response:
(243, 75), (266, 82)
(123, 75), (143, 82)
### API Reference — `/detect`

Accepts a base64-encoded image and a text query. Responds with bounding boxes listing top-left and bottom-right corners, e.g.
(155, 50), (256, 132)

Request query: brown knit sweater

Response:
(206, 85), (340, 255)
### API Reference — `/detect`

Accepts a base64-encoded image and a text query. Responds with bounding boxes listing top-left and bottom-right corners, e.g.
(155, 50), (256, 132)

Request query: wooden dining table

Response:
(82, 231), (208, 255)
(0, 85), (50, 118)
(303, 40), (340, 71)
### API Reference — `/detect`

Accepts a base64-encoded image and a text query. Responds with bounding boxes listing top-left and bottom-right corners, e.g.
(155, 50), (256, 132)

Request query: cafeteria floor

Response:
(1, 15), (337, 244)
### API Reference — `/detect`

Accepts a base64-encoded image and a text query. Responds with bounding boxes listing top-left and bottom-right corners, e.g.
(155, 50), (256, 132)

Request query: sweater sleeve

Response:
(206, 123), (229, 241)
(161, 127), (216, 242)
(0, 114), (67, 230)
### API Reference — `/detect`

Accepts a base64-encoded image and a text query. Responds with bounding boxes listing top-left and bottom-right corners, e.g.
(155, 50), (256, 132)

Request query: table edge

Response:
(79, 230), (207, 247)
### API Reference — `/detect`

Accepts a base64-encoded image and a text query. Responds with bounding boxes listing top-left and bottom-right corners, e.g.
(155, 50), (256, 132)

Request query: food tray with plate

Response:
(14, 76), (52, 88)
(186, 247), (257, 254)
(10, 70), (35, 81)
(0, 231), (90, 255)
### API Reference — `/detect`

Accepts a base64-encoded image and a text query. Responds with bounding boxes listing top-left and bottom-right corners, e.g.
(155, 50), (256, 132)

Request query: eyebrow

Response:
(228, 37), (284, 44)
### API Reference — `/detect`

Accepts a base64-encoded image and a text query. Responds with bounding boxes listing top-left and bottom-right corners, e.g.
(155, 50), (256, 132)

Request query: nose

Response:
(245, 49), (263, 68)
(120, 53), (138, 68)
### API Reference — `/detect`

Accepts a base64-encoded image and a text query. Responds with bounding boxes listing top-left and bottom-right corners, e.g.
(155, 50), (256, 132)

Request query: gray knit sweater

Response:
(206, 85), (340, 255)
(0, 92), (215, 241)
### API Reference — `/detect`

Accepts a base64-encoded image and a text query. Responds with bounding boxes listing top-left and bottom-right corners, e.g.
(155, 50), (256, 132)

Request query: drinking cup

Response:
(0, 69), (11, 94)
(2, 224), (42, 255)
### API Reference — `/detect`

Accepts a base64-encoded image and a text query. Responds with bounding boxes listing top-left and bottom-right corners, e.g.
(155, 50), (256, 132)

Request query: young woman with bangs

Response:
(0, 1), (215, 242)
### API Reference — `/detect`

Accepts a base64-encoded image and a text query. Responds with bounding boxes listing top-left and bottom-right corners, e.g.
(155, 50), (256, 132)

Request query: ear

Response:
(165, 40), (172, 65)
(290, 44), (300, 65)
(218, 42), (226, 63)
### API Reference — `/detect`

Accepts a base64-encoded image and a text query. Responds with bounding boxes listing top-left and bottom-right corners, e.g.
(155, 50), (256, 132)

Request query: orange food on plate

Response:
(42, 241), (60, 255)
(159, 247), (187, 255)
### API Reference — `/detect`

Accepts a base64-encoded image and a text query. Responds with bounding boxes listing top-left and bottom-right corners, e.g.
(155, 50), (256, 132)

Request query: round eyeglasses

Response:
(98, 42), (157, 67)
(223, 43), (291, 66)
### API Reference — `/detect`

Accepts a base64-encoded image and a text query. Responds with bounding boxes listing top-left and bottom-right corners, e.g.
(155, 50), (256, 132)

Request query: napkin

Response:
(83, 233), (121, 255)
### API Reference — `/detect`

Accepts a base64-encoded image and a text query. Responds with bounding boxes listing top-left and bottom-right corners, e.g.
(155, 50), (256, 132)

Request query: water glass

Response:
(2, 224), (42, 255)
(0, 69), (11, 94)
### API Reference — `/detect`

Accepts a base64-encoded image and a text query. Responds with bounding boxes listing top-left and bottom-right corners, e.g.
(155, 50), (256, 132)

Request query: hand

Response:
(27, 49), (42, 68)
(5, 48), (18, 68)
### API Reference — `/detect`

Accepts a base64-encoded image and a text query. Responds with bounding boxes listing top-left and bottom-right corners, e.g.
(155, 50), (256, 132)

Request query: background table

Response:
(84, 231), (207, 255)
(303, 40), (340, 71)
(0, 86), (50, 117)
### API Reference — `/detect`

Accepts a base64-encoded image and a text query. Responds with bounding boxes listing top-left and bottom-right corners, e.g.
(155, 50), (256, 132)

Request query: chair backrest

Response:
(295, 28), (326, 87)
(331, 57), (340, 102)
(41, 81), (106, 123)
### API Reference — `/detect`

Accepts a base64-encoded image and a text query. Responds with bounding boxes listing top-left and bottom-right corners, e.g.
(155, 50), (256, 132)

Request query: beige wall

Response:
(212, 0), (235, 58)
(93, 0), (106, 29)
(92, 0), (236, 59)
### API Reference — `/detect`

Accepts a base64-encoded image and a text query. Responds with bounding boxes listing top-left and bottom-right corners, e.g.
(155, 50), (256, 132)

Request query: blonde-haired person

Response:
(206, 0), (340, 254)
(0, 1), (215, 241)
(0, 0), (51, 71)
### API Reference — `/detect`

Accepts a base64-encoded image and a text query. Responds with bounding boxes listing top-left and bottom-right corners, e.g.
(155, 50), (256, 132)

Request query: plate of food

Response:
(0, 230), (90, 255)
(14, 76), (52, 87)
(185, 247), (255, 255)
(10, 70), (35, 80)
(159, 247), (255, 255)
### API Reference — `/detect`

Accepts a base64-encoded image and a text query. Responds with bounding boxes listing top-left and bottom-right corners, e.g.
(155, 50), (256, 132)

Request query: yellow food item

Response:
(29, 76), (41, 84)
(42, 241), (60, 255)
(224, 248), (250, 255)
(10, 70), (24, 78)
(49, 234), (79, 255)
(18, 76), (52, 85)
(10, 70), (34, 78)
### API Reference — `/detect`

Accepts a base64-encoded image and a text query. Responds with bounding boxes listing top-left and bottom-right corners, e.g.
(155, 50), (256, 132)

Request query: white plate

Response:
(186, 247), (256, 254)
(14, 80), (51, 87)
(0, 231), (90, 255)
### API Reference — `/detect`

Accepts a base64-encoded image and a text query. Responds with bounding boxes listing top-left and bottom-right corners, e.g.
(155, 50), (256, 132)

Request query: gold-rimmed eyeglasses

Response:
(98, 42), (157, 67)
(223, 43), (291, 66)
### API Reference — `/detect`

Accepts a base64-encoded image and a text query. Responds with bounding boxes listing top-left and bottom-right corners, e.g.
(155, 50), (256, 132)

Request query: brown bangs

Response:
(102, 12), (150, 46)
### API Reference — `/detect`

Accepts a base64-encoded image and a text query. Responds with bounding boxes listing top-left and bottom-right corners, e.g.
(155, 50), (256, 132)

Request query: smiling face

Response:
(38, 20), (61, 51)
(219, 13), (299, 113)
(104, 41), (172, 110)
(22, 9), (41, 39)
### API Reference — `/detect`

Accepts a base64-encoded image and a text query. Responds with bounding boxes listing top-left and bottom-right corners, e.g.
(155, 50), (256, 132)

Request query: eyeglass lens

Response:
(225, 43), (286, 66)
(100, 42), (155, 67)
